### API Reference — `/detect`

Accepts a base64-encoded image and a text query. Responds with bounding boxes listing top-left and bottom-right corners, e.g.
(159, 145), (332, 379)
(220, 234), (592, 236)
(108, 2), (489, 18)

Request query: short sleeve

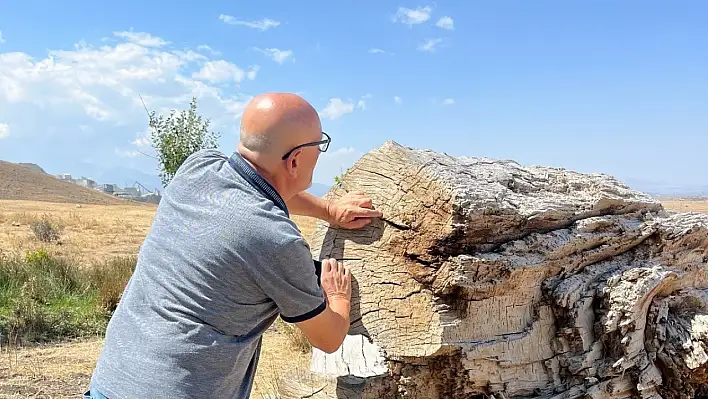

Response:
(254, 234), (326, 323)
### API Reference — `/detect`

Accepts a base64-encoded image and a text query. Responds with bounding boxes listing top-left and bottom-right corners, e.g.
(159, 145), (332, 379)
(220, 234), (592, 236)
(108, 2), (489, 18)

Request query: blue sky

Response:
(0, 1), (706, 193)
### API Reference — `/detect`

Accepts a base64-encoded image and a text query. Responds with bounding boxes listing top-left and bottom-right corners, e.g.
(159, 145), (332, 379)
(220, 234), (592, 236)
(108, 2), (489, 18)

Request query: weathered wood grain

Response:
(280, 141), (708, 398)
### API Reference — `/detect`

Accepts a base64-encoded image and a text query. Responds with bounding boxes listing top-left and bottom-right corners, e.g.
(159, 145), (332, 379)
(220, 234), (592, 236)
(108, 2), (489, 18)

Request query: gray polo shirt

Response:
(89, 149), (326, 398)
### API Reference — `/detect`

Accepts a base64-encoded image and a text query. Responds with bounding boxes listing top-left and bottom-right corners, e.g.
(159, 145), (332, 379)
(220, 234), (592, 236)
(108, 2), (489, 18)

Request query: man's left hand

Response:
(326, 191), (383, 229)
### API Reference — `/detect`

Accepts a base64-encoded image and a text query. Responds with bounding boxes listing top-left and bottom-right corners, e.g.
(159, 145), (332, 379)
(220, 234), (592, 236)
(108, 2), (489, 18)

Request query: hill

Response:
(0, 160), (129, 205)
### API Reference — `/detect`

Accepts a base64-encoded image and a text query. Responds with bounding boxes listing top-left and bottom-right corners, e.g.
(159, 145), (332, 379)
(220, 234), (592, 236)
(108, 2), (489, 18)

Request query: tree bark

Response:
(278, 141), (708, 398)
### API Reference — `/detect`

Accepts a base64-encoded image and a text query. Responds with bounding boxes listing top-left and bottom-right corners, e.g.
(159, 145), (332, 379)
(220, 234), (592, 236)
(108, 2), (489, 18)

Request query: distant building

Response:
(52, 172), (162, 204)
(141, 191), (162, 204)
(100, 184), (118, 194)
(121, 187), (140, 197)
(75, 176), (97, 189)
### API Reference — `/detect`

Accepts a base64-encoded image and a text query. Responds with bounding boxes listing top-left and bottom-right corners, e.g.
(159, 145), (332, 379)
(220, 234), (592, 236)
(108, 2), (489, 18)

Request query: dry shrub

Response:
(30, 216), (63, 243)
(275, 318), (311, 354)
(84, 256), (137, 311)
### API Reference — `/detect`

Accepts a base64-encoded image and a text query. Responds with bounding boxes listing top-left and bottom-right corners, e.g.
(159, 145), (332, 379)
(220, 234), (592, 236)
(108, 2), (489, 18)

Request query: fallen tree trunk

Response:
(278, 140), (708, 399)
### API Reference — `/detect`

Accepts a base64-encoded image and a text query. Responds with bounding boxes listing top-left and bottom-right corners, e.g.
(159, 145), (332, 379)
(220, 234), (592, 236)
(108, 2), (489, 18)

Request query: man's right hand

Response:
(320, 258), (352, 304)
(295, 258), (352, 353)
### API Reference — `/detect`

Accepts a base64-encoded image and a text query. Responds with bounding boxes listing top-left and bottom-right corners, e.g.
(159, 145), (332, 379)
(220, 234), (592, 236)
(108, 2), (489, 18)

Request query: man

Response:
(86, 93), (383, 398)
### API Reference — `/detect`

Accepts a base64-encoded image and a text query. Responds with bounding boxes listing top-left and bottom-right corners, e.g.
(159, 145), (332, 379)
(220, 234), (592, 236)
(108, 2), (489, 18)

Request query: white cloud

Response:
(219, 15), (280, 31)
(418, 38), (443, 52)
(442, 98), (455, 105)
(247, 65), (259, 80)
(0, 30), (255, 161)
(173, 50), (208, 63)
(197, 45), (221, 56)
(357, 93), (372, 110)
(133, 136), (151, 148)
(0, 31), (5, 44)
(436, 16), (454, 30)
(393, 6), (432, 25)
(131, 127), (152, 148)
(320, 98), (355, 120)
(0, 123), (8, 139)
(394, 96), (402, 104)
(192, 60), (245, 83)
(368, 48), (386, 54)
(255, 47), (294, 64)
(115, 148), (140, 158)
(113, 31), (169, 47)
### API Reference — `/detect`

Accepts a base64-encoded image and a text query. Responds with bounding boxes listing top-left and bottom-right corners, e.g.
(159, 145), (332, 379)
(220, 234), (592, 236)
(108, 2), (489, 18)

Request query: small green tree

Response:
(147, 97), (220, 187)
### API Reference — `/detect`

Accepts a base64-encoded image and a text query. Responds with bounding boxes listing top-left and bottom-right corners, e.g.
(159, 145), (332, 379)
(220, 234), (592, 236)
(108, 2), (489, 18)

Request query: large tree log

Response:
(278, 141), (708, 399)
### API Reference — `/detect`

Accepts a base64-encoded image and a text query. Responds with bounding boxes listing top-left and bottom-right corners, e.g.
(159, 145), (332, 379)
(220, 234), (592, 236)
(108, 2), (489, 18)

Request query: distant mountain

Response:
(622, 178), (708, 197)
(307, 183), (332, 198)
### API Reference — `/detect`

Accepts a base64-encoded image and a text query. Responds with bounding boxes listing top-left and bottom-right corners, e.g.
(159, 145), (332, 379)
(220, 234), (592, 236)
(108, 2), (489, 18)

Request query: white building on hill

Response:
(57, 173), (73, 181)
(75, 176), (97, 189)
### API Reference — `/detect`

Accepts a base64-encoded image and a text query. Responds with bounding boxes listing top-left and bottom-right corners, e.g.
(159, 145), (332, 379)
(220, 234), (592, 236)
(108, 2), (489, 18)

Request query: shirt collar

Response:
(227, 151), (289, 217)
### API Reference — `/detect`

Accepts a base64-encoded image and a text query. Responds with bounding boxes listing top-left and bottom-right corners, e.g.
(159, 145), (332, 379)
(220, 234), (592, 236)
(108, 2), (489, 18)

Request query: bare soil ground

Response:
(0, 198), (703, 398)
(0, 162), (130, 206)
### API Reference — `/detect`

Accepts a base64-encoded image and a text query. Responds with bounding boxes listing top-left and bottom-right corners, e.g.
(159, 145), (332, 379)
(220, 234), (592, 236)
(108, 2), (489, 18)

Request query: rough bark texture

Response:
(278, 141), (708, 399)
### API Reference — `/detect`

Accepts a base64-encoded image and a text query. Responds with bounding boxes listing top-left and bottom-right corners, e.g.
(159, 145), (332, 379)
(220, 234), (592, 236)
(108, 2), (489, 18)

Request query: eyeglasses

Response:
(281, 131), (331, 160)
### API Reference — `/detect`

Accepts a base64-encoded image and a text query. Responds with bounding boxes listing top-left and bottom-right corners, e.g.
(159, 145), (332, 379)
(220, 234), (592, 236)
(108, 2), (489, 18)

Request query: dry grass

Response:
(0, 200), (319, 263)
(661, 199), (708, 214)
(0, 331), (311, 399)
(0, 199), (319, 397)
(1, 198), (704, 397)
(0, 338), (102, 398)
(0, 200), (156, 263)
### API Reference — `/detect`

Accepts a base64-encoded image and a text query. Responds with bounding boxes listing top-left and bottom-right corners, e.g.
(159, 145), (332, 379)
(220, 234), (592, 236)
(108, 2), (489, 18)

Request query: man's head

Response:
(238, 93), (327, 200)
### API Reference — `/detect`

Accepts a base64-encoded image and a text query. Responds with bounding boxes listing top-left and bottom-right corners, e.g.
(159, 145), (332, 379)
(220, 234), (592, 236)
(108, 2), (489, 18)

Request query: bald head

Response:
(237, 93), (325, 199)
(239, 93), (321, 160)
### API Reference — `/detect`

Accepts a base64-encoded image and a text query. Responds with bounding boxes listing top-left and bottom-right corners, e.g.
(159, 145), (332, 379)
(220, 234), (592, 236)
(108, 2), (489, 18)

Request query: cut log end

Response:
(280, 141), (708, 399)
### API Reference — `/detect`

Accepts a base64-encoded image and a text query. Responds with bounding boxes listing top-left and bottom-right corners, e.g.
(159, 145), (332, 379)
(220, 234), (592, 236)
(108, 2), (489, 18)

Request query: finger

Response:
(346, 218), (372, 229)
(346, 193), (366, 200)
(335, 261), (343, 274)
(324, 258), (334, 272)
(354, 198), (373, 208)
(350, 208), (383, 218)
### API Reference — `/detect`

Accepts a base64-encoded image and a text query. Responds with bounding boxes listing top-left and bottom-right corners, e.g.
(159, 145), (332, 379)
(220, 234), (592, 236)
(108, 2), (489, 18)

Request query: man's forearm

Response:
(327, 296), (351, 346)
(287, 191), (331, 221)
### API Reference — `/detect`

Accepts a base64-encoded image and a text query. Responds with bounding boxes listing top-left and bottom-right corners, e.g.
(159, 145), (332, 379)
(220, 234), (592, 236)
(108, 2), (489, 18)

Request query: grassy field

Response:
(661, 198), (708, 214)
(0, 198), (704, 398)
(0, 199), (317, 398)
(0, 200), (157, 263)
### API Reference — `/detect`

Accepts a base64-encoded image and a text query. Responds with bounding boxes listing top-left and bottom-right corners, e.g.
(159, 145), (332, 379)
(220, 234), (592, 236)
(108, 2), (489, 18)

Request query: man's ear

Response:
(286, 149), (301, 178)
